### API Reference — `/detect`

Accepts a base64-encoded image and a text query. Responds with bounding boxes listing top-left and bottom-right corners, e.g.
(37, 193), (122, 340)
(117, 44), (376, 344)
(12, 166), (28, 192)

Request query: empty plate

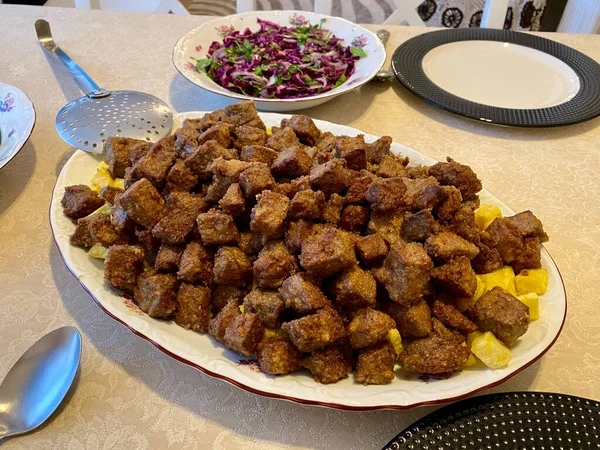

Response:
(392, 29), (600, 127)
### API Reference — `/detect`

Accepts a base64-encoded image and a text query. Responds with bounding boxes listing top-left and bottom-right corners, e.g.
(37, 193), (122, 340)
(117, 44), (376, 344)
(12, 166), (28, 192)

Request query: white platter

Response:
(50, 112), (566, 410)
(0, 81), (36, 171)
(172, 11), (386, 112)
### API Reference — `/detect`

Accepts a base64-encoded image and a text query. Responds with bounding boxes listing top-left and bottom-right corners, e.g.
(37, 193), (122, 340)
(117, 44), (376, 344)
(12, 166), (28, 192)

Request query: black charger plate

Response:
(391, 28), (600, 127)
(383, 391), (600, 449)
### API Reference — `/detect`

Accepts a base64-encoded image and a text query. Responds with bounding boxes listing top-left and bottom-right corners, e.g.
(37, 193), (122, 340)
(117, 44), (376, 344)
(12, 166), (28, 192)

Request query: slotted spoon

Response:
(35, 19), (173, 154)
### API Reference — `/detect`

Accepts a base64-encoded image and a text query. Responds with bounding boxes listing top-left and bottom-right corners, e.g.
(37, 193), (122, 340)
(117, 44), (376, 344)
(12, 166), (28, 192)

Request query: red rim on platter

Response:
(49, 112), (567, 411)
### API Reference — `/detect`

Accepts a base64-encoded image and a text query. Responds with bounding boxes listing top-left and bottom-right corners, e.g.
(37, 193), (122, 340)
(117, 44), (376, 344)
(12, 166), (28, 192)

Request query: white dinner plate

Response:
(0, 81), (36, 171)
(50, 112), (567, 410)
(392, 28), (600, 127)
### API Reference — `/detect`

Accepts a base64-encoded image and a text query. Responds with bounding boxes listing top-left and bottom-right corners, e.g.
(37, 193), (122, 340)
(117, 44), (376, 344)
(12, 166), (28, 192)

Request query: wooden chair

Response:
(236, 0), (332, 15)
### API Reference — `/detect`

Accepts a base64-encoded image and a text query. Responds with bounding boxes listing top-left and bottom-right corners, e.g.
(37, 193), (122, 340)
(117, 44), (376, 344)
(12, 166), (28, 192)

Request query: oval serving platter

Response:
(50, 112), (566, 410)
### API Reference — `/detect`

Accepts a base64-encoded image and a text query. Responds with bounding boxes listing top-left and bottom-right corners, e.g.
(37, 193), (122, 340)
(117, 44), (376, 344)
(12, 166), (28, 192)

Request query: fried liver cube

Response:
(213, 246), (252, 286)
(88, 214), (122, 247)
(402, 210), (439, 242)
(344, 175), (374, 204)
(399, 319), (470, 374)
(166, 192), (208, 218)
(432, 300), (477, 333)
(434, 186), (463, 222)
(243, 289), (285, 328)
(367, 209), (404, 245)
(134, 228), (160, 264)
(472, 236), (504, 274)
(155, 244), (183, 272)
(348, 308), (396, 349)
(335, 135), (367, 171)
(365, 177), (406, 212)
(302, 345), (352, 384)
(238, 164), (276, 200)
(69, 216), (94, 247)
(197, 209), (240, 245)
(211, 285), (248, 313)
(61, 184), (105, 219)
(315, 131), (336, 154)
(197, 123), (233, 148)
(131, 139), (178, 188)
(321, 193), (344, 224)
(133, 271), (178, 319)
(381, 299), (432, 339)
(299, 225), (357, 278)
(253, 242), (297, 289)
(99, 185), (125, 205)
(309, 159), (352, 197)
(104, 245), (145, 293)
(468, 287), (529, 347)
(429, 157), (482, 200)
(119, 178), (166, 229)
(424, 231), (480, 261)
(376, 155), (407, 179)
(151, 208), (195, 244)
(224, 101), (262, 127)
(506, 210), (549, 242)
(334, 265), (377, 311)
(282, 307), (347, 353)
(402, 177), (443, 211)
(208, 299), (242, 342)
(250, 191), (290, 238)
(164, 159), (198, 193)
(265, 127), (300, 151)
(257, 337), (302, 375)
(339, 204), (370, 233)
(355, 342), (396, 385)
(278, 273), (329, 313)
(129, 141), (152, 165)
(366, 136), (392, 164)
(177, 240), (213, 285)
(281, 115), (321, 146)
(271, 146), (313, 179)
(512, 237), (542, 273)
(431, 256), (478, 298)
(355, 233), (388, 267)
(102, 136), (145, 178)
(379, 242), (433, 306)
(184, 140), (238, 181)
(222, 313), (264, 357)
(288, 189), (326, 220)
(175, 283), (212, 332)
(218, 183), (246, 217)
(239, 145), (278, 166)
(284, 220), (313, 254)
(232, 125), (268, 150)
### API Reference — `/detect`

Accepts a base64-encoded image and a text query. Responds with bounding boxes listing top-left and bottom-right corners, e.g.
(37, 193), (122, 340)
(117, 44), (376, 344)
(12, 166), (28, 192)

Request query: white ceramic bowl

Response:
(0, 81), (35, 171)
(50, 112), (566, 411)
(172, 11), (386, 112)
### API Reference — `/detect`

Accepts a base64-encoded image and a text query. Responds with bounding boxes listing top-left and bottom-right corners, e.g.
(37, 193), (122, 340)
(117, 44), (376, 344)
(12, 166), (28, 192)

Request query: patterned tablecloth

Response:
(1, 5), (599, 449)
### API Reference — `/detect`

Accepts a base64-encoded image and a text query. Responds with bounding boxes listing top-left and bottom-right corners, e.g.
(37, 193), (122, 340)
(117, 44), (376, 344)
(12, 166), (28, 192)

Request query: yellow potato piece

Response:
(112, 178), (125, 189)
(90, 203), (111, 216)
(470, 331), (512, 369)
(90, 161), (115, 192)
(461, 342), (477, 367)
(474, 204), (502, 231)
(386, 328), (403, 355)
(516, 268), (548, 296)
(458, 276), (486, 312)
(466, 331), (483, 347)
(480, 266), (517, 296)
(239, 305), (245, 313)
(88, 243), (108, 259)
(263, 328), (286, 339)
(517, 293), (540, 321)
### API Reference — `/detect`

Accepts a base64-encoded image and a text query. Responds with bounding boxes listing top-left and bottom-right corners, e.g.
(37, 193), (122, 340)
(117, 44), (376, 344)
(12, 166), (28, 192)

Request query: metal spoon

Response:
(374, 29), (394, 81)
(35, 19), (173, 154)
(0, 327), (81, 440)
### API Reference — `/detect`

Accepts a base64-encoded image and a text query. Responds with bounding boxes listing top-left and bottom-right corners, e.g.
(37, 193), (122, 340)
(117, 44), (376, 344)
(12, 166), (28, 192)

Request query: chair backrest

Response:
(383, 0), (508, 28)
(74, 0), (189, 14)
(236, 0), (332, 15)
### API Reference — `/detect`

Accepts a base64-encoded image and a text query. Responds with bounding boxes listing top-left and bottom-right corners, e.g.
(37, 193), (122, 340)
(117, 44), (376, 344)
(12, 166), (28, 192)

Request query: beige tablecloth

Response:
(1, 5), (599, 449)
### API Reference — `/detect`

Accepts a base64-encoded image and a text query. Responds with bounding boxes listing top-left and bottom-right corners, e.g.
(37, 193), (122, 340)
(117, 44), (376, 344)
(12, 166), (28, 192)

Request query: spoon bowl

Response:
(0, 327), (81, 440)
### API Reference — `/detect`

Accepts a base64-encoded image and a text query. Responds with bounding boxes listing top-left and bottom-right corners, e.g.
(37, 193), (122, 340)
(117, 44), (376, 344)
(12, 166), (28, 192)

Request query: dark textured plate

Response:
(391, 28), (600, 127)
(383, 392), (600, 449)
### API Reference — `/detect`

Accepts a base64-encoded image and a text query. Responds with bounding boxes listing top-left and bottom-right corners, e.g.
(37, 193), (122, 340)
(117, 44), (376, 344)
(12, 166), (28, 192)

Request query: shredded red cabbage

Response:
(195, 19), (362, 99)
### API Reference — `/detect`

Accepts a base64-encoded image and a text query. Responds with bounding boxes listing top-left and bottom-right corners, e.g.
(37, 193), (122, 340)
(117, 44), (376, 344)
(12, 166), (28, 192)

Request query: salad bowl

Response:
(172, 11), (386, 112)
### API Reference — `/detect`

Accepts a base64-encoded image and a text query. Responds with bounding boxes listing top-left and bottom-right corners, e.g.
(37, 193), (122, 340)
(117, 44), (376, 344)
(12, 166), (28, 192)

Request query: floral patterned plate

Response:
(0, 81), (35, 171)
(49, 112), (567, 411)
(172, 11), (386, 112)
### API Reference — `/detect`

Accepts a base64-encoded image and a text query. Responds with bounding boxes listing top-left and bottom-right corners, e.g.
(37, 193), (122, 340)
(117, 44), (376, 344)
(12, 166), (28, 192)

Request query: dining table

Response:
(1, 4), (599, 449)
